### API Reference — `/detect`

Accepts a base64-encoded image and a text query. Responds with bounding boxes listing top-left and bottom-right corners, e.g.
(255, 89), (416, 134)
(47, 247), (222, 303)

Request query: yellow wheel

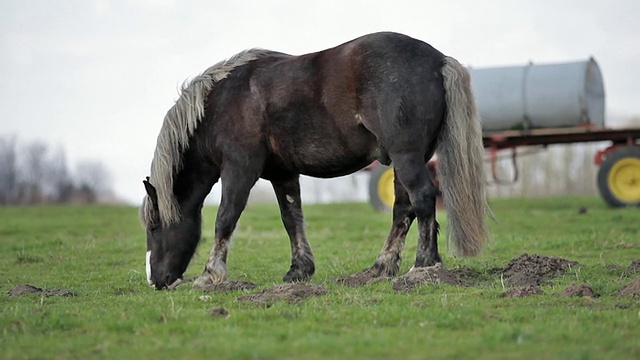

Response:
(369, 165), (395, 211)
(597, 146), (640, 207)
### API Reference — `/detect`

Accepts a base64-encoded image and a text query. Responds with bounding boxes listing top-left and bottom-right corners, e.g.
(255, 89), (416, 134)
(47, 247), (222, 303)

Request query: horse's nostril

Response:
(154, 282), (166, 290)
(151, 274), (170, 290)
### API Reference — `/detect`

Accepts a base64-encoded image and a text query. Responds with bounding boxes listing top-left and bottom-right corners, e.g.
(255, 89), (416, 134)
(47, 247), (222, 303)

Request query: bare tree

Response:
(18, 141), (48, 204)
(74, 160), (113, 202)
(46, 146), (73, 203)
(0, 136), (18, 204)
(0, 136), (117, 205)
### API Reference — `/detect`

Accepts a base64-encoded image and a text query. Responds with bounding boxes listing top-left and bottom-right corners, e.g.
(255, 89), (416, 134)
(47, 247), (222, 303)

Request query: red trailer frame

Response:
(484, 126), (640, 183)
(368, 126), (640, 211)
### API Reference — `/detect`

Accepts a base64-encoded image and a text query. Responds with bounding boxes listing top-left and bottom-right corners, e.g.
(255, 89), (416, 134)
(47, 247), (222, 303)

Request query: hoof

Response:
(193, 266), (227, 290)
(282, 260), (315, 283)
(193, 274), (224, 290)
(283, 270), (312, 283)
(408, 262), (443, 273)
(370, 252), (401, 278)
(413, 256), (442, 269)
(370, 260), (401, 278)
(193, 275), (214, 290)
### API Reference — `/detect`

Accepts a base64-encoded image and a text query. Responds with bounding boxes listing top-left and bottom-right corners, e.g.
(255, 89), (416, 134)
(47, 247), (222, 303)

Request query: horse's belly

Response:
(264, 113), (379, 178)
(264, 137), (377, 179)
(297, 155), (373, 178)
(296, 132), (379, 176)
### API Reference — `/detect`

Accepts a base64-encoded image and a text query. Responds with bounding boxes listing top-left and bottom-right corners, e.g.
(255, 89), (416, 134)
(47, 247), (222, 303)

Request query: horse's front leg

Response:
(271, 176), (315, 282)
(193, 166), (257, 290)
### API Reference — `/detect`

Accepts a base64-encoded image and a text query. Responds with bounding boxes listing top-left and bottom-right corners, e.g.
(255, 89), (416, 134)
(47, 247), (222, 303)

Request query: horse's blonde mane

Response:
(140, 48), (274, 227)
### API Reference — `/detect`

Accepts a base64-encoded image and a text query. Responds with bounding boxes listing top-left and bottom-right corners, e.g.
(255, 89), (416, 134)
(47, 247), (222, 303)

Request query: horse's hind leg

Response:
(368, 171), (416, 277)
(193, 165), (258, 290)
(393, 153), (442, 269)
(271, 176), (315, 282)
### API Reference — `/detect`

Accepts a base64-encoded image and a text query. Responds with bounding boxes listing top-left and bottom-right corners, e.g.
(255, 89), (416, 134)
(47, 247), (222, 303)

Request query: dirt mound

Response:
(335, 269), (391, 287)
(208, 307), (230, 318)
(201, 280), (256, 292)
(392, 264), (467, 291)
(559, 283), (596, 297)
(626, 259), (640, 274)
(497, 253), (579, 287)
(500, 285), (544, 298)
(338, 254), (580, 291)
(616, 276), (640, 298)
(237, 283), (327, 304)
(449, 268), (484, 282)
(605, 264), (621, 272)
(7, 284), (75, 297)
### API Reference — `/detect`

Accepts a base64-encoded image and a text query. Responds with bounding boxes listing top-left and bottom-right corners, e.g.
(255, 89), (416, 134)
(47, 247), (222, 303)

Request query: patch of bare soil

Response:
(201, 280), (256, 292)
(114, 287), (138, 296)
(7, 284), (75, 297)
(605, 264), (621, 272)
(496, 253), (579, 287)
(449, 268), (485, 283)
(237, 283), (327, 304)
(616, 276), (640, 298)
(500, 285), (544, 298)
(208, 307), (230, 318)
(335, 269), (392, 287)
(626, 259), (640, 274)
(392, 264), (468, 291)
(559, 283), (596, 298)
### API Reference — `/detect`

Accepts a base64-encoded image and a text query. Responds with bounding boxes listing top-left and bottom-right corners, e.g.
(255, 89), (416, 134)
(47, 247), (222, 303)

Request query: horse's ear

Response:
(143, 178), (158, 206)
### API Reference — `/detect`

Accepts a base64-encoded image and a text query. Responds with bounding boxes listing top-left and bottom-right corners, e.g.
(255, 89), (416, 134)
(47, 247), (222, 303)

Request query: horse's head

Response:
(142, 179), (201, 290)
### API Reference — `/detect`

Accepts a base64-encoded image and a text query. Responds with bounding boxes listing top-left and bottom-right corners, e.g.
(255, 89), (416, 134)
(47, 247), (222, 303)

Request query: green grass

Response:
(1, 197), (639, 359)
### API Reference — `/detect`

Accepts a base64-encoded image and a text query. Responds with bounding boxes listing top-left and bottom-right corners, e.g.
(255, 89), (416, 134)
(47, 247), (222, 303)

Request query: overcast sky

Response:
(1, 0), (639, 204)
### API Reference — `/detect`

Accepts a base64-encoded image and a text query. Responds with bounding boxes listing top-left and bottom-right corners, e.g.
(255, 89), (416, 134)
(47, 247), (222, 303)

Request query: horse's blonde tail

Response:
(437, 56), (491, 257)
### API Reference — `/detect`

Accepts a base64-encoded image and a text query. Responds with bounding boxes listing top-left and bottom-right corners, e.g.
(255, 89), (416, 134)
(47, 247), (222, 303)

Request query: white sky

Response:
(1, 0), (639, 204)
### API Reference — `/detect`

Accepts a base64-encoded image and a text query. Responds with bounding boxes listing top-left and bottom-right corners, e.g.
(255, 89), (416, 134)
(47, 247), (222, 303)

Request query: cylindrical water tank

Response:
(469, 58), (605, 132)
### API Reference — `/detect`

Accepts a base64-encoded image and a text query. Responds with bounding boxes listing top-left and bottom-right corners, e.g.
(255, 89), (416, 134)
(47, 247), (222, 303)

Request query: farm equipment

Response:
(369, 58), (640, 211)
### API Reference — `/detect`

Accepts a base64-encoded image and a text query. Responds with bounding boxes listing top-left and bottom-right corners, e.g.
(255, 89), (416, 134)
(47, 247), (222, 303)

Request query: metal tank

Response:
(469, 58), (605, 132)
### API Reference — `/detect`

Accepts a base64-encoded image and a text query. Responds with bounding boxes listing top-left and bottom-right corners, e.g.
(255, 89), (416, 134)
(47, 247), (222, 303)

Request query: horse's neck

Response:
(173, 165), (217, 217)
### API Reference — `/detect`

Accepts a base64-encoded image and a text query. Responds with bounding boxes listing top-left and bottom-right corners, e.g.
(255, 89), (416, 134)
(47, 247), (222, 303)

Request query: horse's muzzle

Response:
(153, 275), (183, 290)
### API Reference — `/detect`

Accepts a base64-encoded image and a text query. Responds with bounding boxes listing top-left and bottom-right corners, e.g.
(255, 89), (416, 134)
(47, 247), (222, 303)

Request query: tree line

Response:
(0, 136), (113, 205)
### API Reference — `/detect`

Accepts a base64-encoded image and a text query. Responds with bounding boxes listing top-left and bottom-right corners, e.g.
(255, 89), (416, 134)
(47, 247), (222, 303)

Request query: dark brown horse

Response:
(140, 32), (489, 290)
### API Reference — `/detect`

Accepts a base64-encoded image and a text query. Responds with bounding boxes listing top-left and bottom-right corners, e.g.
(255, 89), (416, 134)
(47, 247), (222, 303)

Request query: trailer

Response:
(368, 58), (640, 211)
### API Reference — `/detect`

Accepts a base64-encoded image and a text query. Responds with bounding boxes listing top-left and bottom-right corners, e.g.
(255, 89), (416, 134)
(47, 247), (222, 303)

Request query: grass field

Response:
(1, 196), (639, 359)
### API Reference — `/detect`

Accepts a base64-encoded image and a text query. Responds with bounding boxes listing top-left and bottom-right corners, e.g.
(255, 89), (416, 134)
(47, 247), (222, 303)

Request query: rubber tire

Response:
(597, 146), (640, 207)
(369, 164), (395, 212)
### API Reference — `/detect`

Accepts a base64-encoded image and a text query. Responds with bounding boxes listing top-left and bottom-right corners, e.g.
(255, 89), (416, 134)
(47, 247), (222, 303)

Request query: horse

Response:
(140, 32), (490, 290)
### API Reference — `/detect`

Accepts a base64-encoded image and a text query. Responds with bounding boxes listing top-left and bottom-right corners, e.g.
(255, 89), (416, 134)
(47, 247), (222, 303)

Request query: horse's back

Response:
(203, 32), (448, 178)
(343, 32), (445, 72)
